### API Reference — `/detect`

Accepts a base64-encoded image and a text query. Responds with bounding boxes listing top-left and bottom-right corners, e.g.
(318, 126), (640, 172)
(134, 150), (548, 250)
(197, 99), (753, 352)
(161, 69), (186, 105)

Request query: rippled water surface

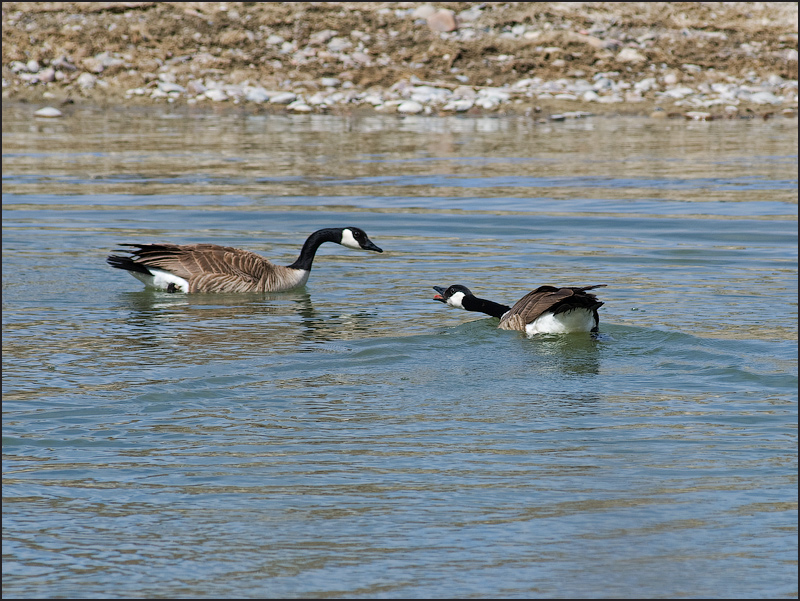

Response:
(3, 105), (797, 598)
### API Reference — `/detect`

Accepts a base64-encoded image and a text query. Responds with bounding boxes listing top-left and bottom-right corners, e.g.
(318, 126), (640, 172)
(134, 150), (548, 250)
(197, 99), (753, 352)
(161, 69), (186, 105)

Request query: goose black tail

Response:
(107, 255), (152, 275)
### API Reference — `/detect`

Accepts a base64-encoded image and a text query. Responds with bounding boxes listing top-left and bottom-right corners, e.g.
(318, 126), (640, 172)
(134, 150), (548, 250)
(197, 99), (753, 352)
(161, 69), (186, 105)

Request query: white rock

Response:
(413, 5), (436, 19)
(663, 72), (679, 85)
(76, 72), (96, 89)
(361, 93), (384, 106)
(442, 99), (473, 112)
(453, 85), (476, 99)
(747, 91), (783, 105)
(309, 30), (336, 45)
(427, 9), (458, 32)
(593, 77), (613, 91)
(287, 100), (312, 112)
(662, 87), (694, 99)
(634, 77), (657, 92)
(38, 67), (56, 83)
(327, 37), (352, 52)
(570, 79), (594, 93)
(397, 100), (424, 113)
(616, 48), (646, 63)
(478, 88), (510, 101)
(474, 97), (498, 109)
(269, 92), (297, 104)
(244, 87), (270, 103)
(306, 92), (328, 106)
(158, 81), (186, 94)
(34, 106), (62, 118)
(204, 89), (228, 101)
(186, 80), (207, 95)
(410, 85), (450, 104)
(222, 84), (244, 98)
(51, 56), (77, 71)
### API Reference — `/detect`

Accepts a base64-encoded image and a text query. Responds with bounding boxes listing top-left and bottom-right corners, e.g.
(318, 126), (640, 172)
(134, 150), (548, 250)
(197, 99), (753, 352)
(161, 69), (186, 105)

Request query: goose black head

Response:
(433, 284), (473, 308)
(341, 227), (383, 253)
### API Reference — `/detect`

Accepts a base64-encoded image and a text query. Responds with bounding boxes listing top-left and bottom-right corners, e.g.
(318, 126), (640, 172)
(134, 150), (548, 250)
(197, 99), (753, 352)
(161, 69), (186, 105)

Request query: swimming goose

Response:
(107, 227), (382, 293)
(432, 283), (606, 335)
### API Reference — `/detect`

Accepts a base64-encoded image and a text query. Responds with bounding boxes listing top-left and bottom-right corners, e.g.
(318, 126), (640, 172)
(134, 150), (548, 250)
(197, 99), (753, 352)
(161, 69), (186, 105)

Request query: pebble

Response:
(442, 99), (474, 112)
(685, 111), (712, 121)
(76, 72), (97, 89)
(204, 89), (227, 102)
(616, 48), (646, 63)
(397, 100), (424, 114)
(157, 81), (186, 94)
(269, 91), (297, 104)
(244, 87), (270, 103)
(34, 106), (62, 118)
(287, 100), (312, 112)
(427, 9), (458, 32)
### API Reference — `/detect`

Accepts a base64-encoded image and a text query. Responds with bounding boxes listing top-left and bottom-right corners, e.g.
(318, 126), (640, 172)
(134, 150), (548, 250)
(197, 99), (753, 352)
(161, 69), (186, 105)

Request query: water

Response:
(2, 105), (797, 598)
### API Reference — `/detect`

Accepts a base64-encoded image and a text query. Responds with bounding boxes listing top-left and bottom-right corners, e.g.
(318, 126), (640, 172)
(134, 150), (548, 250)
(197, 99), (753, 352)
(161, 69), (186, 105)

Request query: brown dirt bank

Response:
(2, 2), (798, 119)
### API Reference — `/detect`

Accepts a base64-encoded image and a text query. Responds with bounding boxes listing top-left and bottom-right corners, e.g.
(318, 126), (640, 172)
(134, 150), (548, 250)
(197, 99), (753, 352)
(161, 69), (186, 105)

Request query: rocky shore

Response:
(3, 2), (798, 120)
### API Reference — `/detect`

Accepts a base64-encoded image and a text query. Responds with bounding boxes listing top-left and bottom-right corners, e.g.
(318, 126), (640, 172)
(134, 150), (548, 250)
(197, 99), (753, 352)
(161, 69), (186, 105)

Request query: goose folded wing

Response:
(505, 286), (575, 324)
(122, 244), (267, 281)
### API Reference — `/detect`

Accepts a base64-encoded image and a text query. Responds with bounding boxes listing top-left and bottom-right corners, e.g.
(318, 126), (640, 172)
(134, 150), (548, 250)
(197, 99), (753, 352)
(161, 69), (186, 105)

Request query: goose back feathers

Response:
(433, 284), (606, 335)
(108, 227), (382, 293)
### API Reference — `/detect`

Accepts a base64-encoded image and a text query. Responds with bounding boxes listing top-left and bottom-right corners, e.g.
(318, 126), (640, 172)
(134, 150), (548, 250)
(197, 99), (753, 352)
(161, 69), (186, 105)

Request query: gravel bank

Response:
(3, 2), (798, 120)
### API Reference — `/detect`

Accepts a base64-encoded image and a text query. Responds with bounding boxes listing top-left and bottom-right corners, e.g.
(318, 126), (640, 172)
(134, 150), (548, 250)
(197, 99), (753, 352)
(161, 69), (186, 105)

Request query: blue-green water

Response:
(3, 105), (797, 598)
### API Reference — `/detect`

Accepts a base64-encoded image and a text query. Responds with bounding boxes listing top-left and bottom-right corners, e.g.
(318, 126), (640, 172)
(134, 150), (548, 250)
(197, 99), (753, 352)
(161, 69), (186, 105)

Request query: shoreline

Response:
(3, 2), (798, 121)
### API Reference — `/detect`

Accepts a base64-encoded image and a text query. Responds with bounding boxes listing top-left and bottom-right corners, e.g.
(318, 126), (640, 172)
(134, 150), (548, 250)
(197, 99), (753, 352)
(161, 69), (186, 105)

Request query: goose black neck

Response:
(286, 228), (343, 271)
(462, 295), (511, 319)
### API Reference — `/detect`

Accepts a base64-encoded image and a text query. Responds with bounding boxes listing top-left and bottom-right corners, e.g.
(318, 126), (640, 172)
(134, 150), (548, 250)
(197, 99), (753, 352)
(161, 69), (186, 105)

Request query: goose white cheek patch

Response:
(447, 291), (466, 309)
(340, 229), (361, 250)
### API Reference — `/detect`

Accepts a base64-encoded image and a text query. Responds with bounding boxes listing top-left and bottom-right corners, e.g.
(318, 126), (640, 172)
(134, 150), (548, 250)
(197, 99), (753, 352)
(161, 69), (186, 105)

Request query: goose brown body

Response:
(110, 243), (308, 293)
(498, 285), (605, 332)
(107, 227), (382, 293)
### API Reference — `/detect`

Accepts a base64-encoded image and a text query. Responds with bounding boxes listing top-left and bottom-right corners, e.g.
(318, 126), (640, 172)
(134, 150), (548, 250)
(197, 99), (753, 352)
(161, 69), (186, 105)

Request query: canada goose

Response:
(432, 283), (606, 335)
(107, 227), (382, 293)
